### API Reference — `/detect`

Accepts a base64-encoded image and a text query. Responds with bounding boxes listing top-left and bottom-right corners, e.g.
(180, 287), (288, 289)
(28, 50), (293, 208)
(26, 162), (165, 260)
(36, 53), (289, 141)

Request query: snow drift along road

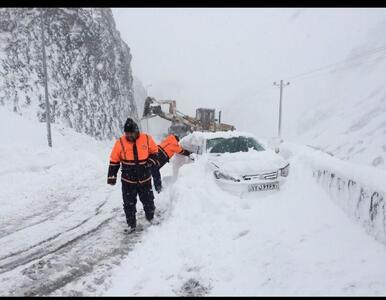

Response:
(2, 106), (386, 296)
(106, 149), (386, 296)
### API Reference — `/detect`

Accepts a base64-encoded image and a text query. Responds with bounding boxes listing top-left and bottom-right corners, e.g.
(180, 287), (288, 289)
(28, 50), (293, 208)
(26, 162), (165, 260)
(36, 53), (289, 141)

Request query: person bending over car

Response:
(151, 134), (192, 193)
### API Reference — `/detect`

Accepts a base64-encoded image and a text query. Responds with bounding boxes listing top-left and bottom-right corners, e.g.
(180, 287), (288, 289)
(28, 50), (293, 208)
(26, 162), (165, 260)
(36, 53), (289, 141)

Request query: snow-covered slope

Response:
(0, 106), (109, 221)
(294, 19), (386, 170)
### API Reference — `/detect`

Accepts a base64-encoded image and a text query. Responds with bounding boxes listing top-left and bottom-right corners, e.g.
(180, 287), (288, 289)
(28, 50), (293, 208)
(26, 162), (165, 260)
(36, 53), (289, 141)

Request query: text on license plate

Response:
(248, 182), (279, 192)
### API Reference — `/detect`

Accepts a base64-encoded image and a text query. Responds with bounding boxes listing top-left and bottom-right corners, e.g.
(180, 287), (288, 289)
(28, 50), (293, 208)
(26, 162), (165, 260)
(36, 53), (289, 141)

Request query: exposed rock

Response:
(0, 8), (139, 140)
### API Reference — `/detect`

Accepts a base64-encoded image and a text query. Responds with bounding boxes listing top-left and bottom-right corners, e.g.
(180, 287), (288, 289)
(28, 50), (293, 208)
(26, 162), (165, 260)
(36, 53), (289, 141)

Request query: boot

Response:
(126, 214), (136, 230)
(124, 226), (136, 234)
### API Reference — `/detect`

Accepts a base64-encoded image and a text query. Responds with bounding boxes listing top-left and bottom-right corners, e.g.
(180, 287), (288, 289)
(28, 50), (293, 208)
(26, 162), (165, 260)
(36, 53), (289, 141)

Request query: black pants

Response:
(121, 180), (155, 228)
(151, 151), (169, 190)
(152, 168), (162, 190)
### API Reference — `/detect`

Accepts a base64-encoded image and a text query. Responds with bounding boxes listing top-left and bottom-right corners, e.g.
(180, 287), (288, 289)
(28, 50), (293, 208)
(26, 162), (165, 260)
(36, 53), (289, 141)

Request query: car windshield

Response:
(206, 136), (265, 154)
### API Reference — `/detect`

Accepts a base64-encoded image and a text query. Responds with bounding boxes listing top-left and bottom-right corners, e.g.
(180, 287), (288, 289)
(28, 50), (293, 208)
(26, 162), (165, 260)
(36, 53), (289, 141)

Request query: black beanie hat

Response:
(124, 118), (139, 133)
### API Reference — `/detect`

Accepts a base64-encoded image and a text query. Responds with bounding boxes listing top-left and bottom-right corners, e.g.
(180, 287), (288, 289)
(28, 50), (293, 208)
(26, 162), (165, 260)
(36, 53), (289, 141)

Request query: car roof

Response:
(179, 131), (271, 154)
(182, 130), (256, 141)
(180, 131), (257, 149)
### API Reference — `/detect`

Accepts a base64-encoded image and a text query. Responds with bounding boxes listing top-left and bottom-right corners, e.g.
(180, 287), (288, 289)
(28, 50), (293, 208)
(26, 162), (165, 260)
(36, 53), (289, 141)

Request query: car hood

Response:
(208, 150), (288, 178)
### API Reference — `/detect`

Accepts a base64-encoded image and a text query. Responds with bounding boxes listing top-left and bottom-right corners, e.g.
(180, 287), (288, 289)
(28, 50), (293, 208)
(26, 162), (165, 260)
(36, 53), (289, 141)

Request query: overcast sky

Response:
(112, 8), (386, 138)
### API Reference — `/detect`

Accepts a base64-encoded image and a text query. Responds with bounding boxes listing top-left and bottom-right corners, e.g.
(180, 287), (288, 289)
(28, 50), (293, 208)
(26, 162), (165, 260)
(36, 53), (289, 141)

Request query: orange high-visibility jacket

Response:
(159, 134), (184, 159)
(108, 133), (158, 184)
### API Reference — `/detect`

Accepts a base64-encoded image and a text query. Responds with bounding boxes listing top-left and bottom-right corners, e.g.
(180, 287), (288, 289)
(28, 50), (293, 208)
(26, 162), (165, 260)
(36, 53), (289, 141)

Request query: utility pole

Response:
(145, 84), (152, 133)
(273, 80), (290, 141)
(40, 8), (52, 147)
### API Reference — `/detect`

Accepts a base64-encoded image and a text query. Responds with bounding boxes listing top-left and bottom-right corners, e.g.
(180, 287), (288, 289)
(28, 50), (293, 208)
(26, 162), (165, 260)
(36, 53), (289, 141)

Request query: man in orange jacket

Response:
(152, 134), (192, 193)
(107, 118), (159, 233)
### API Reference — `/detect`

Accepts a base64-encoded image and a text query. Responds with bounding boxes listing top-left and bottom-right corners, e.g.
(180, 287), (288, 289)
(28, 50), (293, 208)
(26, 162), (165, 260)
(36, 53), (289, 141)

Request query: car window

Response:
(208, 136), (265, 154)
(206, 137), (226, 151)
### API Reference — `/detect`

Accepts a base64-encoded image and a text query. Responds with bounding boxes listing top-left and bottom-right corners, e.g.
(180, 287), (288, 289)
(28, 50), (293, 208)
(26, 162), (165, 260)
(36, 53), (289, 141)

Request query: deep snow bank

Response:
(105, 150), (386, 296)
(283, 142), (386, 245)
(0, 107), (112, 231)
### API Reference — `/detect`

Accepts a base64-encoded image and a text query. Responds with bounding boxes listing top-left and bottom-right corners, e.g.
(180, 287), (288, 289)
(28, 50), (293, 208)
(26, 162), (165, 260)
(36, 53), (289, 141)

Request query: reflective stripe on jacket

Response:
(108, 133), (158, 184)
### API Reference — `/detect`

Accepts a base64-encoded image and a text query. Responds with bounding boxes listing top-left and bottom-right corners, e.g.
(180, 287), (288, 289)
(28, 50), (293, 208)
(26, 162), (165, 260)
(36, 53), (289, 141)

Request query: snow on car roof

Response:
(180, 131), (258, 153)
(182, 130), (255, 142)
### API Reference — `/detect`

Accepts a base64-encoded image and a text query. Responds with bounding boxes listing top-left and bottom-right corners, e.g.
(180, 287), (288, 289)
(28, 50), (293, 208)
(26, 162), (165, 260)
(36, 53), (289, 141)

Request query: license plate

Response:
(248, 182), (279, 192)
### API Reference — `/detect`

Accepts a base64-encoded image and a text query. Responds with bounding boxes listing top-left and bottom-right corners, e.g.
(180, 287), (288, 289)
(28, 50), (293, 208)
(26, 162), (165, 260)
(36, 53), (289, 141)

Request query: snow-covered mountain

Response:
(0, 8), (139, 140)
(292, 19), (386, 170)
(2, 8), (386, 296)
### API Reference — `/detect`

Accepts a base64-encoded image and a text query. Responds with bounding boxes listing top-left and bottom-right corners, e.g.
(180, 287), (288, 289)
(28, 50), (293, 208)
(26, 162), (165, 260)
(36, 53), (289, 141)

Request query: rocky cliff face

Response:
(0, 8), (139, 140)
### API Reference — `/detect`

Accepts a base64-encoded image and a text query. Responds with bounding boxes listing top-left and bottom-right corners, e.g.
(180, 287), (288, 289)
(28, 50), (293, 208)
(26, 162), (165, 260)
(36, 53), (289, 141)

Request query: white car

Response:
(177, 131), (290, 195)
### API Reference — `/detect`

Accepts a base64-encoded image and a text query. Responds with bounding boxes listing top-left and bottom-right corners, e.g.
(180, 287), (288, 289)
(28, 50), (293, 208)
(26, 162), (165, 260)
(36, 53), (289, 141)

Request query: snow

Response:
(183, 130), (256, 140)
(105, 145), (386, 296)
(1, 7), (386, 297)
(96, 63), (104, 70)
(0, 107), (143, 296)
(181, 130), (256, 147)
(179, 130), (263, 154)
(2, 97), (386, 296)
(0, 106), (110, 220)
(2, 94), (386, 296)
(291, 26), (386, 170)
(209, 150), (288, 177)
(297, 94), (386, 170)
(282, 142), (386, 246)
(283, 142), (386, 194)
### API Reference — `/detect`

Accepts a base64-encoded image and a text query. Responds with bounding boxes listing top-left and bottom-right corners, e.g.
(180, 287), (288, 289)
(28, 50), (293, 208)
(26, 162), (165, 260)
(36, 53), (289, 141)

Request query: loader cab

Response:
(196, 108), (215, 130)
(168, 122), (191, 138)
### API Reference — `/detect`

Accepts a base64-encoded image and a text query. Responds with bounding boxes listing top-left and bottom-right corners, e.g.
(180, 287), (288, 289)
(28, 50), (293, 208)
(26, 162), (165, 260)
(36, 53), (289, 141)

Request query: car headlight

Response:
(214, 170), (240, 182)
(280, 164), (290, 177)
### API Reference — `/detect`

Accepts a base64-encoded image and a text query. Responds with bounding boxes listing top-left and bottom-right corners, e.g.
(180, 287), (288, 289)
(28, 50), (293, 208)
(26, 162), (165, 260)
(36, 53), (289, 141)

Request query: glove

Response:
(107, 177), (117, 185)
(181, 149), (192, 156)
(155, 184), (162, 193)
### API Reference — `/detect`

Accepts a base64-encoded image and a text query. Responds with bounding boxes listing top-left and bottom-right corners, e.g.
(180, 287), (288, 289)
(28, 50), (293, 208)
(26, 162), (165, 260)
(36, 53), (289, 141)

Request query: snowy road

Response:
(2, 146), (386, 296)
(0, 109), (165, 296)
(0, 156), (168, 296)
(2, 109), (386, 296)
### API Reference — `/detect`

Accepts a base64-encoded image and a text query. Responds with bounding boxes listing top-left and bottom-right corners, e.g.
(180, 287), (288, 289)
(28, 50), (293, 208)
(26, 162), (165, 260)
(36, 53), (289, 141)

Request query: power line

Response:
(289, 50), (386, 83)
(233, 42), (386, 109)
(284, 43), (386, 81)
